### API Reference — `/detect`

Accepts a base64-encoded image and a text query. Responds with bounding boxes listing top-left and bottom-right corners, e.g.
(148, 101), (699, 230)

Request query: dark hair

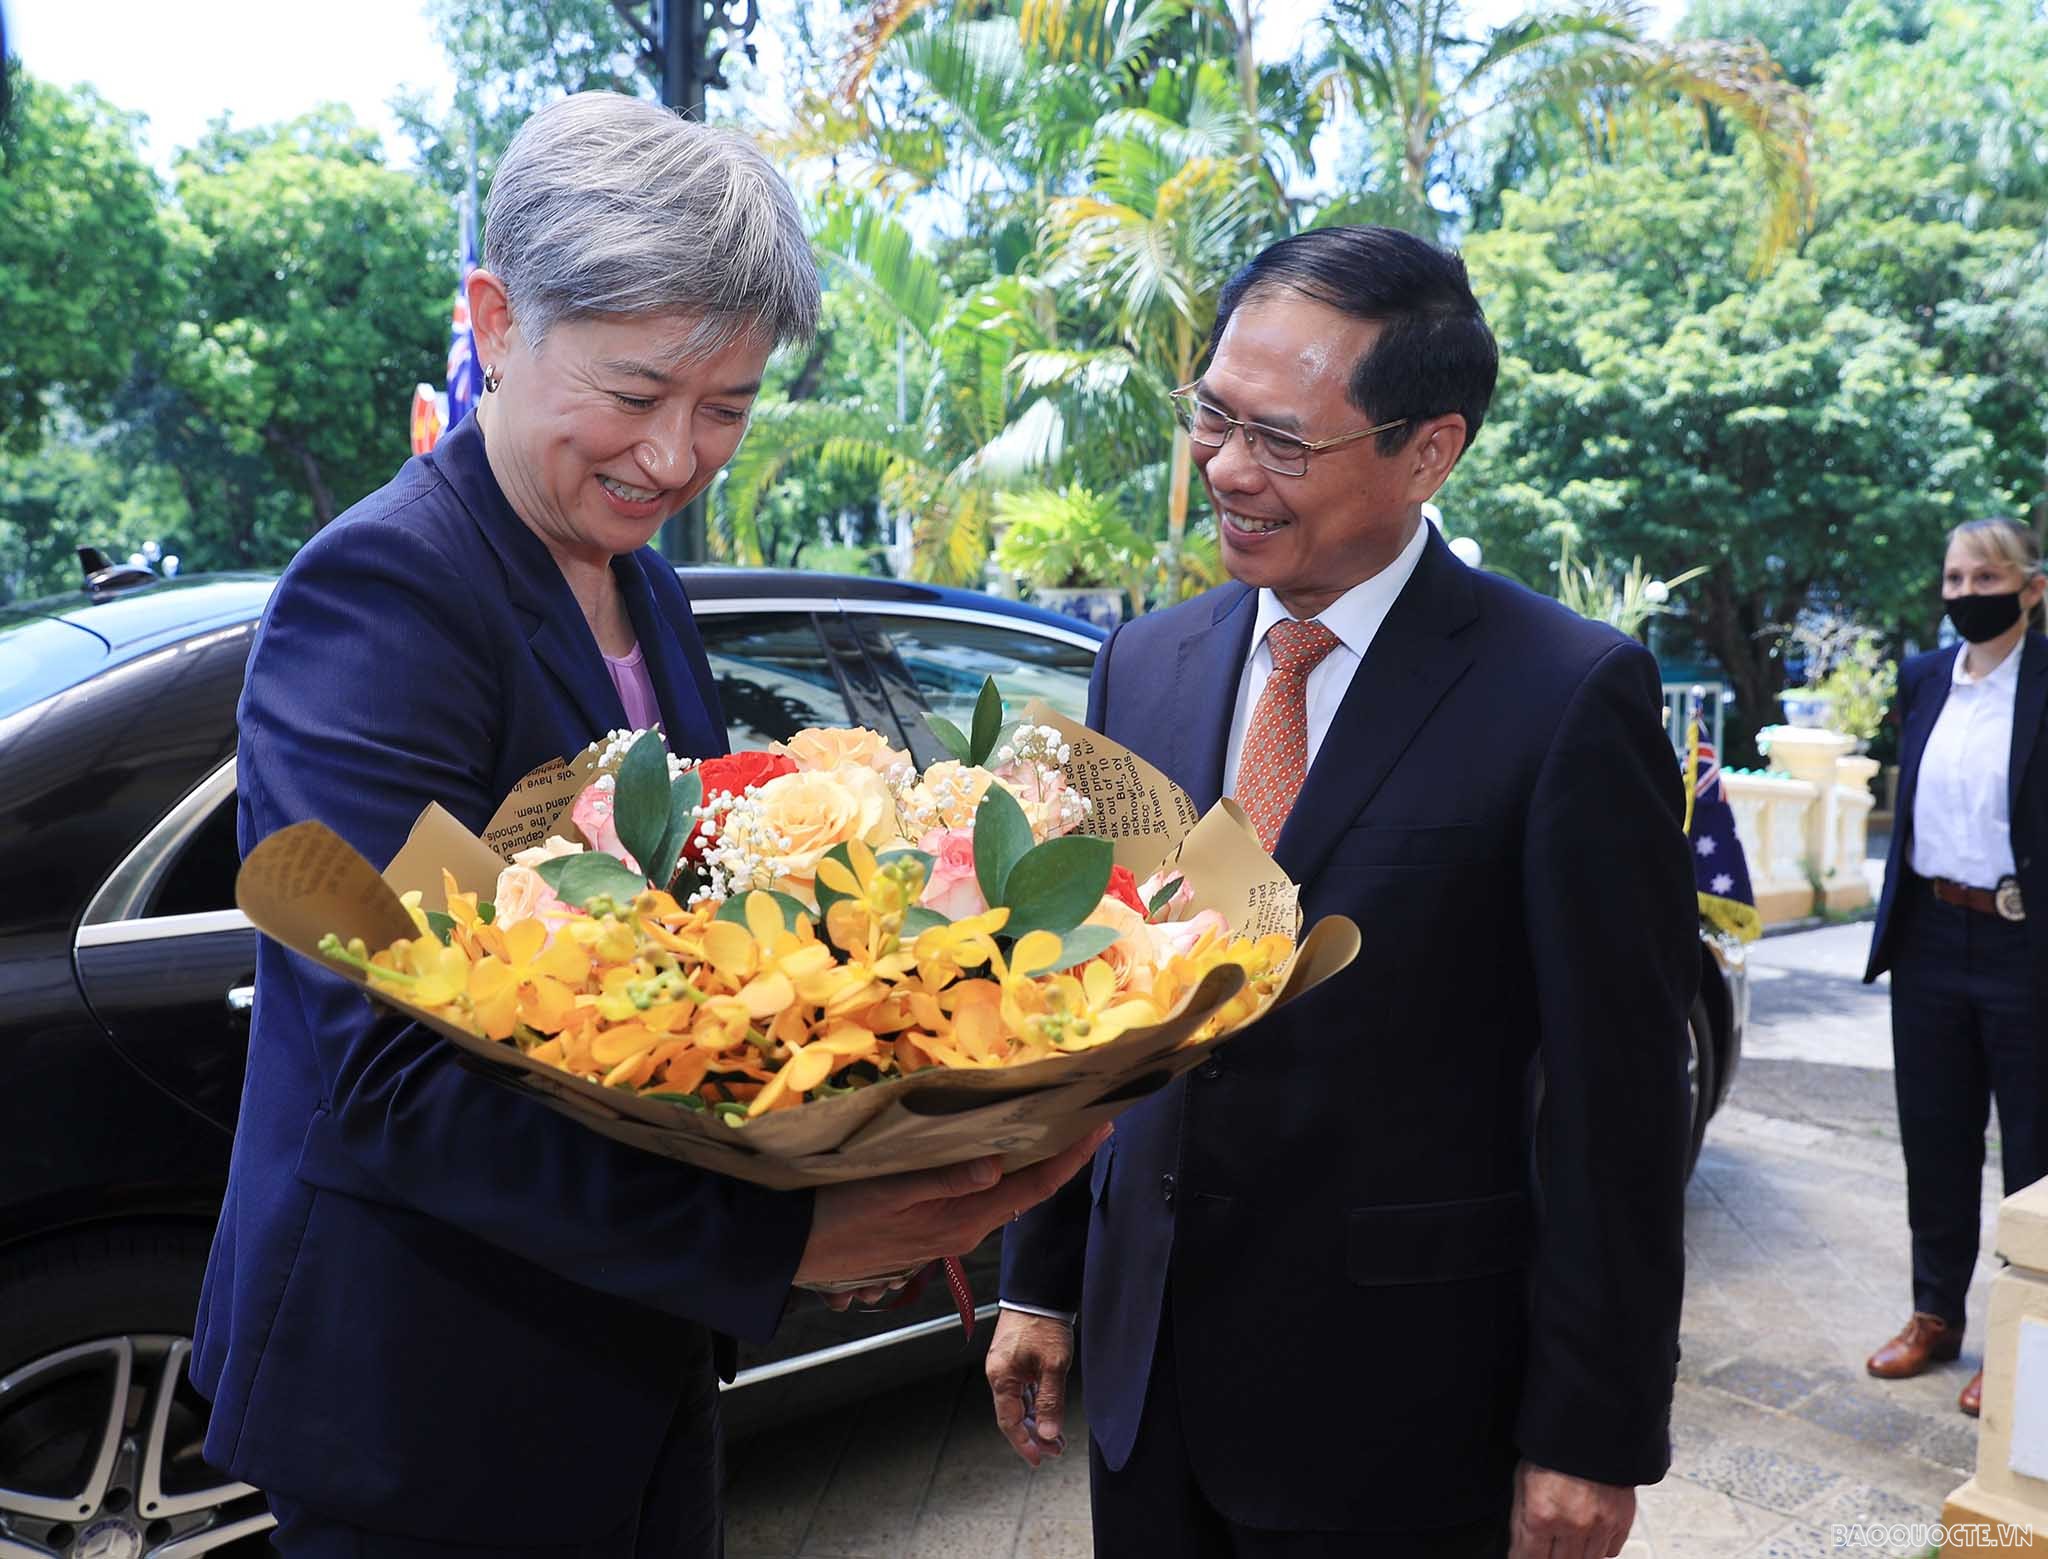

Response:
(1206, 225), (1499, 455)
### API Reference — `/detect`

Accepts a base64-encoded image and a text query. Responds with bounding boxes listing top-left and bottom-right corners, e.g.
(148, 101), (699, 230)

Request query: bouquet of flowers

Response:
(236, 682), (1357, 1189)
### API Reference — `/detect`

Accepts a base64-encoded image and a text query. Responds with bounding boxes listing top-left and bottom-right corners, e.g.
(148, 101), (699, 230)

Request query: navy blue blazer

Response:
(1001, 527), (1698, 1529)
(190, 417), (814, 1545)
(1865, 633), (2048, 1008)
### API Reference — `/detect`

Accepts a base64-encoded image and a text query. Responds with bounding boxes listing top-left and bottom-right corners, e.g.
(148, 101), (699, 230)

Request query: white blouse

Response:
(1910, 641), (2020, 888)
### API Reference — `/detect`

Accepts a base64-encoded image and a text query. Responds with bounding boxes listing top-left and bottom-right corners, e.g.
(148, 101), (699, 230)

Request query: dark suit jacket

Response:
(190, 416), (814, 1545)
(1865, 634), (2048, 1009)
(1001, 527), (1697, 1530)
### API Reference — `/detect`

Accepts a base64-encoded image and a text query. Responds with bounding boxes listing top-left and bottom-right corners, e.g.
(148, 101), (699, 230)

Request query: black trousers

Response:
(1090, 1296), (1510, 1558)
(1892, 887), (2044, 1329)
(267, 1366), (724, 1558)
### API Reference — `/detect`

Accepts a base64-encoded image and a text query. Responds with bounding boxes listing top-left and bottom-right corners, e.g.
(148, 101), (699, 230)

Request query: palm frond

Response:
(714, 401), (910, 565)
(811, 199), (952, 345)
(837, 0), (947, 104)
(1453, 36), (1814, 260)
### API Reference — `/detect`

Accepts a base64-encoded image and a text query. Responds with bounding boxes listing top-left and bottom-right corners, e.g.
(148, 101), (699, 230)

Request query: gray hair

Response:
(483, 92), (819, 358)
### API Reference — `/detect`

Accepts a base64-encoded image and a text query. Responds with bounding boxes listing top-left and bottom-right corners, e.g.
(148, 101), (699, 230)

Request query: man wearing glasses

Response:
(988, 226), (1697, 1558)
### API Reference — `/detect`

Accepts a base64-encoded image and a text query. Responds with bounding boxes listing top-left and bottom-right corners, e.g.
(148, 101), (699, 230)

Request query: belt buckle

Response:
(1996, 875), (2027, 923)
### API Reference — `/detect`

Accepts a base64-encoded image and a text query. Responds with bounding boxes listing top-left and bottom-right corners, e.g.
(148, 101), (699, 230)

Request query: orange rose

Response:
(750, 770), (891, 890)
(777, 725), (911, 776)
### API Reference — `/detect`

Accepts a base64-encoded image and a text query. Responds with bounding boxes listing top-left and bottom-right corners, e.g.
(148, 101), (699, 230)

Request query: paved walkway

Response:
(728, 908), (2005, 1558)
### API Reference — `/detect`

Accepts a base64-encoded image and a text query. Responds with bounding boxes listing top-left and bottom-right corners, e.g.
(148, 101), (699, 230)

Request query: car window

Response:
(149, 793), (241, 916)
(696, 613), (856, 751)
(859, 616), (1097, 729)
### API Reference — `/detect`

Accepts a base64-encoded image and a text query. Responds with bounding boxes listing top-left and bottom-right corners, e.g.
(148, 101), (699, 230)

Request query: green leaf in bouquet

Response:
(923, 711), (972, 763)
(611, 731), (672, 879)
(535, 850), (650, 910)
(999, 834), (1114, 940)
(900, 906), (949, 938)
(973, 783), (1034, 907)
(969, 676), (1004, 766)
(1018, 923), (1121, 976)
(715, 889), (812, 934)
(423, 910), (456, 946)
(647, 769), (704, 893)
(812, 843), (858, 947)
(1146, 874), (1185, 919)
(644, 1091), (708, 1110)
(478, 901), (497, 925)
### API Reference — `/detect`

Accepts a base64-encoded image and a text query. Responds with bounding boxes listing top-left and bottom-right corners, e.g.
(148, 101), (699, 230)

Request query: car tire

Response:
(0, 1222), (274, 1556)
(1687, 994), (1719, 1178)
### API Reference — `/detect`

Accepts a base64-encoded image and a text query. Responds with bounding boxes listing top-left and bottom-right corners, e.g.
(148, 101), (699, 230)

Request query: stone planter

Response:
(1775, 688), (1836, 729)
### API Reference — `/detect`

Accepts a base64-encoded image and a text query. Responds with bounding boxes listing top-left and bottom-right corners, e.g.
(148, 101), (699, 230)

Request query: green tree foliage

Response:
(393, 0), (657, 203)
(1445, 152), (2001, 754)
(151, 109), (452, 539)
(1311, 0), (1816, 254)
(0, 435), (192, 603)
(0, 77), (175, 452)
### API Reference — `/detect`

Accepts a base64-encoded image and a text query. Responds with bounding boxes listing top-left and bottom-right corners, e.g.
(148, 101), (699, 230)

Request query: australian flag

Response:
(1684, 693), (1761, 942)
(446, 188), (482, 428)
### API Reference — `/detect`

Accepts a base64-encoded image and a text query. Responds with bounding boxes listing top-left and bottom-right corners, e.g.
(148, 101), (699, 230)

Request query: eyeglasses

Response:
(1168, 386), (1408, 477)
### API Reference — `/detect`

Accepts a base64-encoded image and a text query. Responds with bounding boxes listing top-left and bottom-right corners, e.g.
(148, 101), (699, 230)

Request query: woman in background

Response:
(1865, 517), (2048, 1418)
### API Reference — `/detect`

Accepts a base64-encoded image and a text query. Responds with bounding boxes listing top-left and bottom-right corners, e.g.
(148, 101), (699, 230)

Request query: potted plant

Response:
(1809, 631), (1899, 751)
(1774, 613), (1893, 737)
(993, 483), (1149, 626)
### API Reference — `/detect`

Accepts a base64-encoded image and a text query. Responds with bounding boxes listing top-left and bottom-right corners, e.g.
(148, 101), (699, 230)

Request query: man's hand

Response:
(986, 1309), (1074, 1468)
(1509, 1462), (1636, 1559)
(794, 1128), (1110, 1289)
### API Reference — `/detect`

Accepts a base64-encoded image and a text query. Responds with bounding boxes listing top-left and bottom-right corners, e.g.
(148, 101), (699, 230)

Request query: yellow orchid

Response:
(465, 917), (592, 1038)
(366, 934), (475, 1012)
(911, 907), (1009, 987)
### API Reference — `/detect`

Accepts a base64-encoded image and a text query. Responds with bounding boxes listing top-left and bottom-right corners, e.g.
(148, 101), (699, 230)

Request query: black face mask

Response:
(1947, 591), (2025, 644)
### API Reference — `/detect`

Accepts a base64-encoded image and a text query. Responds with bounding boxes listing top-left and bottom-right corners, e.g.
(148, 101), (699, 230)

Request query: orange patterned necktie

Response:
(1236, 617), (1342, 851)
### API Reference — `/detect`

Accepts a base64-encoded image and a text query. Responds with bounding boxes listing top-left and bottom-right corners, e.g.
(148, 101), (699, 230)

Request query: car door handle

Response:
(227, 984), (255, 1017)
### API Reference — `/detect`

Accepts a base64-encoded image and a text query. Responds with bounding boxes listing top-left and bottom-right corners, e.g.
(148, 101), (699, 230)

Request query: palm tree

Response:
(715, 200), (1059, 584)
(1042, 58), (1284, 597)
(1310, 0), (1814, 258)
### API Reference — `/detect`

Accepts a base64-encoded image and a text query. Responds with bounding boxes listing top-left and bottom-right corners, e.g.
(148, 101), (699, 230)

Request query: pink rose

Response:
(1153, 909), (1230, 961)
(1137, 867), (1195, 917)
(570, 778), (640, 873)
(917, 827), (988, 920)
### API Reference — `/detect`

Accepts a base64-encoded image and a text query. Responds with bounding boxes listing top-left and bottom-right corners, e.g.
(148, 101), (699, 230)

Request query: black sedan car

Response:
(0, 560), (1743, 1557)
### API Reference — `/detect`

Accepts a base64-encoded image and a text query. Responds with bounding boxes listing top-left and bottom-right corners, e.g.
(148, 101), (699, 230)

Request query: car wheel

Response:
(0, 1223), (274, 1557)
(1686, 995), (1719, 1178)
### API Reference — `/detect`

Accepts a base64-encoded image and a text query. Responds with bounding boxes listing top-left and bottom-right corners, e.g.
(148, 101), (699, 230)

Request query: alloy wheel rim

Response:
(0, 1336), (272, 1558)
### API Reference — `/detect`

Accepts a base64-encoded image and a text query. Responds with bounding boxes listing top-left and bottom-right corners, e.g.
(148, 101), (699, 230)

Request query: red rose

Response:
(683, 750), (798, 862)
(1106, 864), (1147, 917)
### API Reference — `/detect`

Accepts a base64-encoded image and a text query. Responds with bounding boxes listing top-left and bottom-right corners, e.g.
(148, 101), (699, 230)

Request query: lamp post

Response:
(652, 0), (760, 564)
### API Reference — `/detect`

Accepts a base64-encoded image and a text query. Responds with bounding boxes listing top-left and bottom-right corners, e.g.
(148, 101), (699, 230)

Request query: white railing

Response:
(1721, 725), (1878, 925)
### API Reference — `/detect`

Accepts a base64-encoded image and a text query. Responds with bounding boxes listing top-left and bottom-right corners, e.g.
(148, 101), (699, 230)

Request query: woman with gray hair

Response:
(189, 92), (1099, 1558)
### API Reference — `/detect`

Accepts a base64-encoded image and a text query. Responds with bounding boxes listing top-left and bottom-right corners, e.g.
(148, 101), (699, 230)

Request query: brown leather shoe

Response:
(1867, 1313), (1962, 1378)
(1961, 1368), (1984, 1417)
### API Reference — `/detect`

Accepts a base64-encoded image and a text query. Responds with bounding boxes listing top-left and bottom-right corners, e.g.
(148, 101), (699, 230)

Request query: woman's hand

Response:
(793, 1128), (1110, 1289)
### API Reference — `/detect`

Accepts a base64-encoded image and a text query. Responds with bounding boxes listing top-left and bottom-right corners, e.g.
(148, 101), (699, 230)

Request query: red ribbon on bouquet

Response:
(889, 1255), (977, 1338)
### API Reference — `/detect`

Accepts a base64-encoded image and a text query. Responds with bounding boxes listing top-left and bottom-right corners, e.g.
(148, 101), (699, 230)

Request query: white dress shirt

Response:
(1221, 516), (1431, 800)
(1000, 523), (1433, 1330)
(1910, 639), (2020, 888)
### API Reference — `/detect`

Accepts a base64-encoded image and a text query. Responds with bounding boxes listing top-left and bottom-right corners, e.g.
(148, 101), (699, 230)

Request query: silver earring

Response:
(483, 364), (502, 393)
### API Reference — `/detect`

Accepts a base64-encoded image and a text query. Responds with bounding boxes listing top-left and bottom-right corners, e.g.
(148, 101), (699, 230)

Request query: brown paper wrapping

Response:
(235, 717), (1358, 1190)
